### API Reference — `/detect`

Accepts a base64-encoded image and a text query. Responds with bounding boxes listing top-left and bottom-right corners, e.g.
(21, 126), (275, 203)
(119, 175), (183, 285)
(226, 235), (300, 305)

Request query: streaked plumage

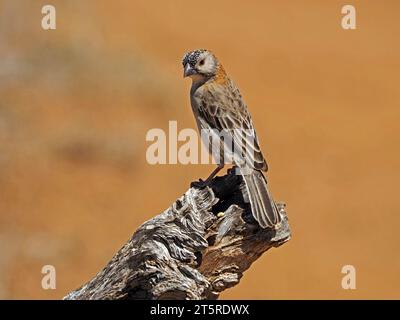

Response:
(182, 49), (281, 229)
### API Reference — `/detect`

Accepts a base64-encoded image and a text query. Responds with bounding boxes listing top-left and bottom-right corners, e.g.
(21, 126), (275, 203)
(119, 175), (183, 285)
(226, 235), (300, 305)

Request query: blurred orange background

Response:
(0, 0), (399, 299)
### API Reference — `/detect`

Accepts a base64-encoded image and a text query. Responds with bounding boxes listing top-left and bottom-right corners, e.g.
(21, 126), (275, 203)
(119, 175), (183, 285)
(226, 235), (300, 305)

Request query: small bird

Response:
(182, 49), (281, 229)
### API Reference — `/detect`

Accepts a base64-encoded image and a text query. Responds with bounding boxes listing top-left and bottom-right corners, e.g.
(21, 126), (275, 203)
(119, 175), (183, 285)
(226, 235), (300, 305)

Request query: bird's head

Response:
(182, 49), (219, 80)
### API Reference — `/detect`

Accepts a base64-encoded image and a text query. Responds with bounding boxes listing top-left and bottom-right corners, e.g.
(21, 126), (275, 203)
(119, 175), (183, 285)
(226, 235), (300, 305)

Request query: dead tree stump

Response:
(64, 168), (291, 300)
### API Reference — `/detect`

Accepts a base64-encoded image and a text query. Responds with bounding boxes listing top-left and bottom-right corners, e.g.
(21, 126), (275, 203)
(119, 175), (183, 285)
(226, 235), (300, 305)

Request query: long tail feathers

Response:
(241, 170), (281, 229)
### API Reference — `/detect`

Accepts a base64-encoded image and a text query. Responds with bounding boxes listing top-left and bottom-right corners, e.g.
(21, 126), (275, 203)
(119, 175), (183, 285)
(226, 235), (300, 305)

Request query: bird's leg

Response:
(191, 164), (225, 189)
(204, 164), (225, 184)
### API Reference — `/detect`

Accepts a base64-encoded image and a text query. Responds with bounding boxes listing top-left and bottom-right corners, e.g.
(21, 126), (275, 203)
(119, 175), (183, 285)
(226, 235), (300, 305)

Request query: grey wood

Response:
(64, 168), (291, 300)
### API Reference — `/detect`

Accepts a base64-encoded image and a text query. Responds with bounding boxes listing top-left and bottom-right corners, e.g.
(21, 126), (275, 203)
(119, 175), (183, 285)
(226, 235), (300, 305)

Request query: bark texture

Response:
(64, 168), (291, 300)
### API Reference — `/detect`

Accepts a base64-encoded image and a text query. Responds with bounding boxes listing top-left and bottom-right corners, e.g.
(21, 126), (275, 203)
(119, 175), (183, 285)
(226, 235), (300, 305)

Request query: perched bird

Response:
(182, 49), (281, 229)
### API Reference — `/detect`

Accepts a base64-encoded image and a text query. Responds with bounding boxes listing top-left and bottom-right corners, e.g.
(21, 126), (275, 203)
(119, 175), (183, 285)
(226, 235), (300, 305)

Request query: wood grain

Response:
(64, 168), (291, 300)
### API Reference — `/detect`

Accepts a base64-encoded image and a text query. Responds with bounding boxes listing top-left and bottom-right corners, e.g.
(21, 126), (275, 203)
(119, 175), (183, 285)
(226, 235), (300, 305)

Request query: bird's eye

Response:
(199, 59), (205, 66)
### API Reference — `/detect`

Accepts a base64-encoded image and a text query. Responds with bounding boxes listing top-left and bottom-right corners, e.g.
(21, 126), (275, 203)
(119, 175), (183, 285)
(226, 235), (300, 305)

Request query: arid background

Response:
(1, 0), (399, 299)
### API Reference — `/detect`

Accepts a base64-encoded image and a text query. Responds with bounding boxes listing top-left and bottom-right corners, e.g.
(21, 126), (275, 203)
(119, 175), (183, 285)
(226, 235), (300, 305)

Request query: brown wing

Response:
(197, 79), (268, 171)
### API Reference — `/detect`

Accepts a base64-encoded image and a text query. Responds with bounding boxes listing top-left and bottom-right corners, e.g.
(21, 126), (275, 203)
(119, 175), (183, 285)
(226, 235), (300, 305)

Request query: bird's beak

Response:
(183, 63), (196, 77)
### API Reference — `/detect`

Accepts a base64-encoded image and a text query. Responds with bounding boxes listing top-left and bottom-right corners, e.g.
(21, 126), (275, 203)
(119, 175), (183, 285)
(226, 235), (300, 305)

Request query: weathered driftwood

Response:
(64, 168), (291, 300)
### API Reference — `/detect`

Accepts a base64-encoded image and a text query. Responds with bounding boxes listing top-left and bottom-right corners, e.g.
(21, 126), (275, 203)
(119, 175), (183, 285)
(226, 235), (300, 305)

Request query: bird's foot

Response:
(190, 178), (211, 189)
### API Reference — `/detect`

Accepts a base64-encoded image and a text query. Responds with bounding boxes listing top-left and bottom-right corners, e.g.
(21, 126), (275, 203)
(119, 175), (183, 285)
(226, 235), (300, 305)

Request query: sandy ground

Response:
(0, 0), (399, 299)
